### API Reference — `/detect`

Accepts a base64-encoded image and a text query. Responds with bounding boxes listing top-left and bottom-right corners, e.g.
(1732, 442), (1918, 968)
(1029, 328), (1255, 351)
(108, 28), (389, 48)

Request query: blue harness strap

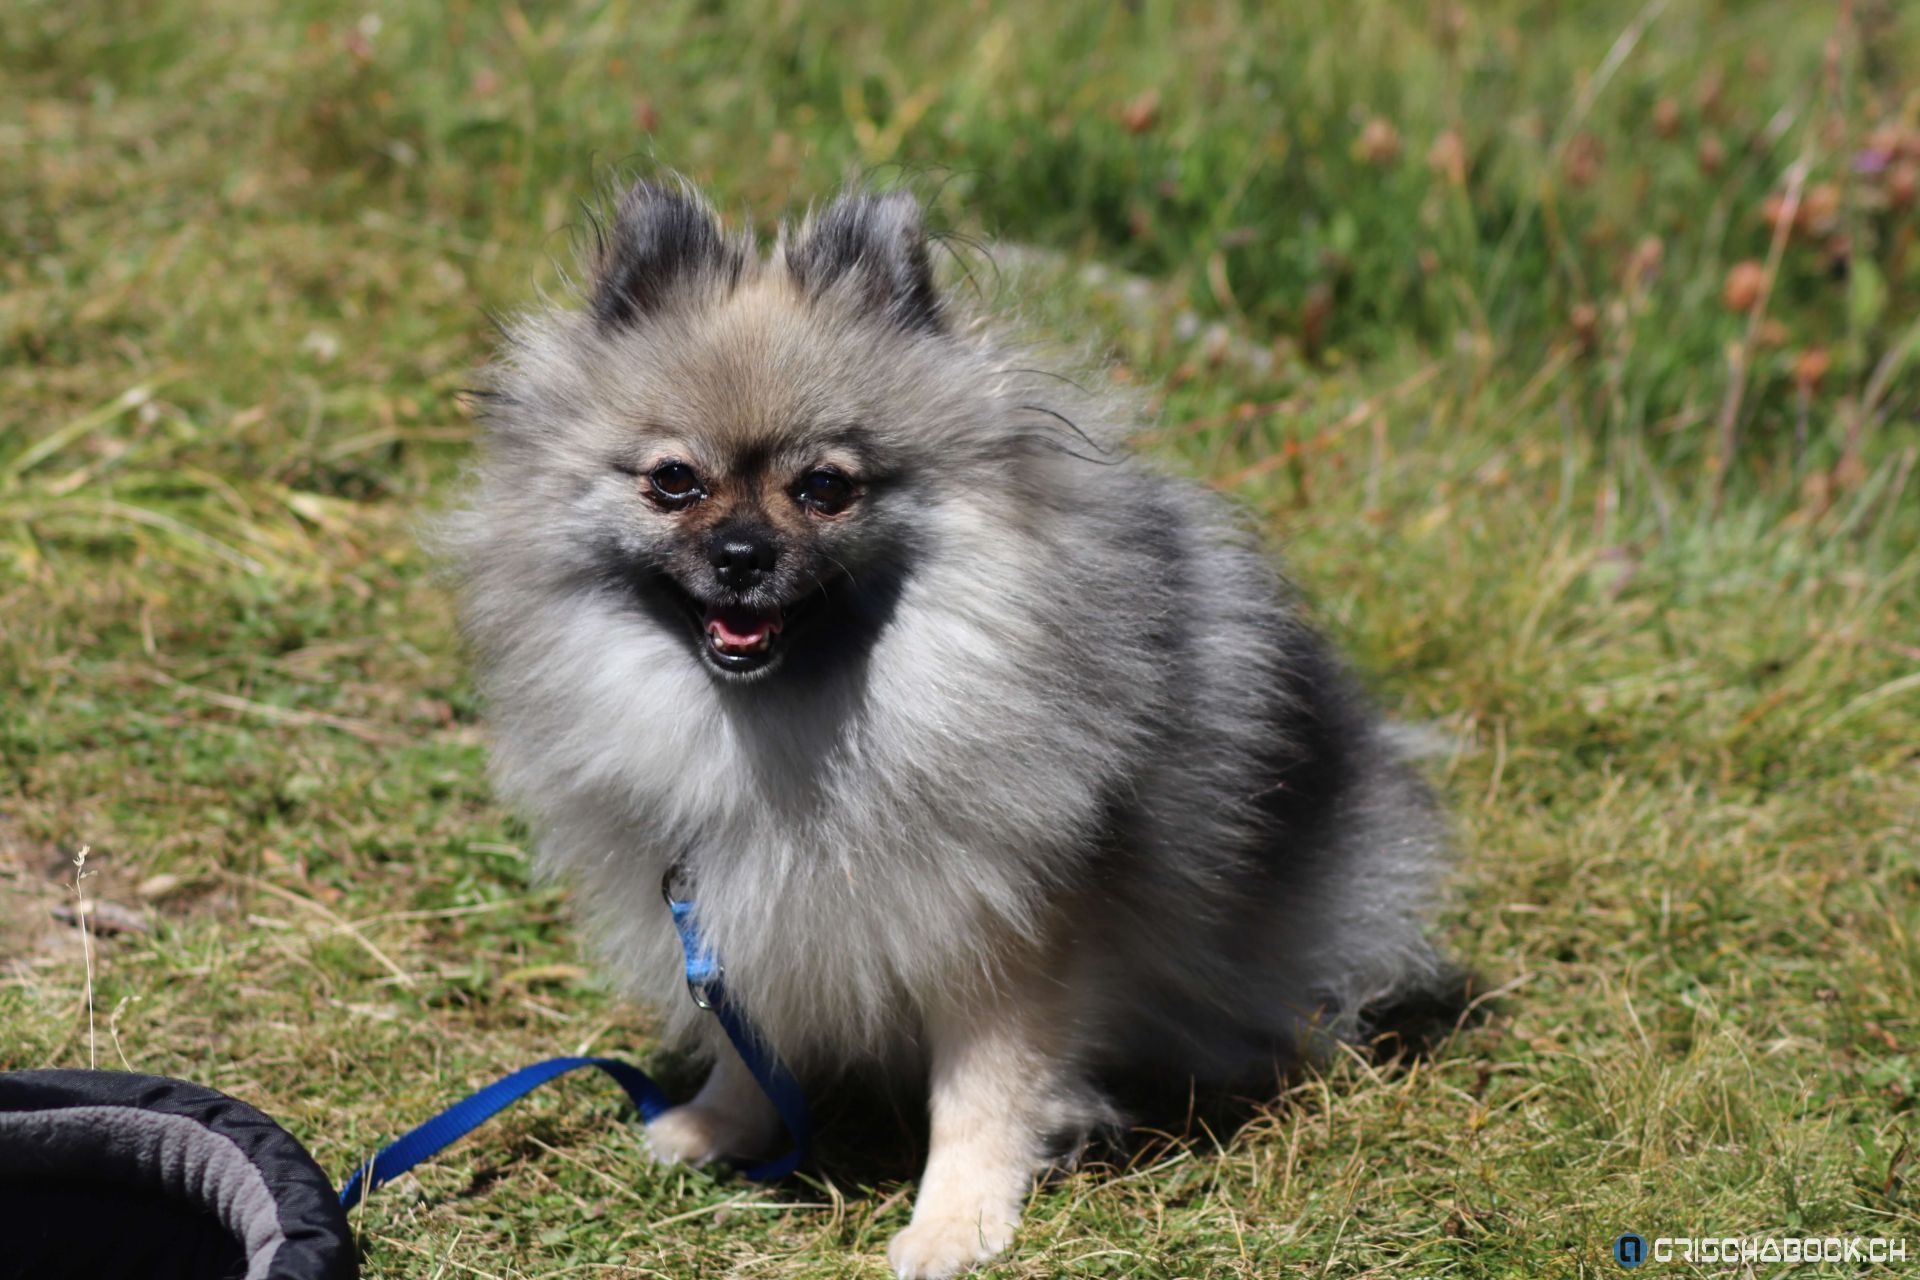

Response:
(337, 878), (809, 1207)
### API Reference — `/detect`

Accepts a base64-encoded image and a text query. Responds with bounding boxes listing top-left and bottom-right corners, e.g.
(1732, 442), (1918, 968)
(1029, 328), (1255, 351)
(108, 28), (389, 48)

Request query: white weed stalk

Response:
(71, 845), (96, 1069)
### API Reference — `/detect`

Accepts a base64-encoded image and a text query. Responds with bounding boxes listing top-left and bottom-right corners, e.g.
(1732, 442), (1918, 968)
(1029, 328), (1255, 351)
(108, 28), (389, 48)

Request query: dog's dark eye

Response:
(648, 461), (703, 505)
(794, 467), (856, 515)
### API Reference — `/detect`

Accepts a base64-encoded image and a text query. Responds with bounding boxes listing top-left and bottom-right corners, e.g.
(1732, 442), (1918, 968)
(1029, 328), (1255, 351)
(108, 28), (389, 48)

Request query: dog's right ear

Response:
(589, 181), (745, 331)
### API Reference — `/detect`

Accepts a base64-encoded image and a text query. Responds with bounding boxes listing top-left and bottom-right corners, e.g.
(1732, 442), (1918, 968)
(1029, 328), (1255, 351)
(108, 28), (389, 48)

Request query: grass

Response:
(3, 0), (1917, 1275)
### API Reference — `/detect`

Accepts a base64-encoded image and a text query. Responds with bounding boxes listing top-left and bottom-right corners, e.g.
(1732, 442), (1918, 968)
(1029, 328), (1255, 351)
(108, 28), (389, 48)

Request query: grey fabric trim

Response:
(0, 1104), (287, 1280)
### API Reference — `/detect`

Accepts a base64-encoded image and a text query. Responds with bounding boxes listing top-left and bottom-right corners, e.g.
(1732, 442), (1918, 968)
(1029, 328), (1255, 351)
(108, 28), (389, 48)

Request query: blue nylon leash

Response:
(337, 875), (810, 1207)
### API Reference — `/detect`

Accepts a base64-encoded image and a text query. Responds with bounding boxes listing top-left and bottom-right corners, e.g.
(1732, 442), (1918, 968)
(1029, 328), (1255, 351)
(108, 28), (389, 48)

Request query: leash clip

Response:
(662, 867), (722, 1010)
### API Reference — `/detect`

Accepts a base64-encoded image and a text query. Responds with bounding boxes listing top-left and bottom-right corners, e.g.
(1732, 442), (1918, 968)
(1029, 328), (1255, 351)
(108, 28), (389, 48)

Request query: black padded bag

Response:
(0, 1069), (356, 1280)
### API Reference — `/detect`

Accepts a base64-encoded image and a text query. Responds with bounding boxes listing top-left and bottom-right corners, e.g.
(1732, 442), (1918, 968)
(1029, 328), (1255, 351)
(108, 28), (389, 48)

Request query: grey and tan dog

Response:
(443, 179), (1456, 1278)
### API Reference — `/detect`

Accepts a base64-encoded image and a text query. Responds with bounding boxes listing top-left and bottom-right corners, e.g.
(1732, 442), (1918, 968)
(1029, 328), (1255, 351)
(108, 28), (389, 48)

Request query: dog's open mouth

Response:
(703, 603), (784, 673)
(642, 571), (835, 680)
(684, 590), (828, 678)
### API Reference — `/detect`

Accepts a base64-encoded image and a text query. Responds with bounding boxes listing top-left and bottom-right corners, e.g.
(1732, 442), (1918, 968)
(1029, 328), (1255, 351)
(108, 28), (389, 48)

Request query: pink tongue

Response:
(706, 605), (779, 646)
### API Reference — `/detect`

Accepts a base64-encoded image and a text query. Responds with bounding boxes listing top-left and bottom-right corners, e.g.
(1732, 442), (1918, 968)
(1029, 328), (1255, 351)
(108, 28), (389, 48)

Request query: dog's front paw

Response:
(886, 1208), (1017, 1280)
(644, 1104), (766, 1166)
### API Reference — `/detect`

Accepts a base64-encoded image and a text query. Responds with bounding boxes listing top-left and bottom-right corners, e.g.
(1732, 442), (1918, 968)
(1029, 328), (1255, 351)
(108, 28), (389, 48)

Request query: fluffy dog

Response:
(444, 180), (1455, 1278)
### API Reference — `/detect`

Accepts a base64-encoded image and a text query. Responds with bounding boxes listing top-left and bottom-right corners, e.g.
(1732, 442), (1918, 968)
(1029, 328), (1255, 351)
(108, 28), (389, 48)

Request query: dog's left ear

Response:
(785, 191), (943, 334)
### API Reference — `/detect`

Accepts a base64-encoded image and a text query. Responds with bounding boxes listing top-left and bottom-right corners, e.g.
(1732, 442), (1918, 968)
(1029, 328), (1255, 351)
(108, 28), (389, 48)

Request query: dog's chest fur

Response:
(488, 530), (1149, 1066)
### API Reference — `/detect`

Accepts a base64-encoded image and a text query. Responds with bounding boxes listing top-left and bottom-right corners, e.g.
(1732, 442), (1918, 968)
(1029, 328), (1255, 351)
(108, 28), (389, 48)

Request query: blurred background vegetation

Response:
(3, 2), (1916, 1276)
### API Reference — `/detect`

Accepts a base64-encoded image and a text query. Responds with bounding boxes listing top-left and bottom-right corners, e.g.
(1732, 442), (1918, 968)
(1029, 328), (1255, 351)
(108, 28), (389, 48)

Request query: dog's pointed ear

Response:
(590, 181), (744, 331)
(785, 191), (944, 334)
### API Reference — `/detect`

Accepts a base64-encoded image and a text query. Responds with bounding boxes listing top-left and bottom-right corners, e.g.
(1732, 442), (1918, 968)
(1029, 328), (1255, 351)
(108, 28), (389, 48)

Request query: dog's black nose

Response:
(709, 532), (777, 591)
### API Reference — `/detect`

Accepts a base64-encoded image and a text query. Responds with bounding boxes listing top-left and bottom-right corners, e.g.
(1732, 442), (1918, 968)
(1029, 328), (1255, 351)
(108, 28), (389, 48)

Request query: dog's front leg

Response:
(646, 1037), (781, 1165)
(888, 970), (1073, 1280)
